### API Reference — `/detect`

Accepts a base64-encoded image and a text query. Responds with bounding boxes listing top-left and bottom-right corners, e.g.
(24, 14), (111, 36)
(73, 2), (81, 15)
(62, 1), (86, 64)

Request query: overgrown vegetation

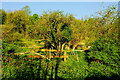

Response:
(1, 4), (120, 80)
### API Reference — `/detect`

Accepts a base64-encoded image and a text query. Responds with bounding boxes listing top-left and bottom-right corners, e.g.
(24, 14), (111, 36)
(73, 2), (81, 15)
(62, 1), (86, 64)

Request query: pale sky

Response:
(2, 2), (118, 19)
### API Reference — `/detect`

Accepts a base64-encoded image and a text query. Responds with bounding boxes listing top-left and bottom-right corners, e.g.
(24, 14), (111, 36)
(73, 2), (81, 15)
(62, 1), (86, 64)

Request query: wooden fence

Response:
(15, 48), (87, 62)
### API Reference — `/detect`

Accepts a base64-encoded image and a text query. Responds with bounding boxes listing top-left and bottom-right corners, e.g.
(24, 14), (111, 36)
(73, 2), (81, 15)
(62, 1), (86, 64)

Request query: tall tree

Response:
(34, 10), (73, 50)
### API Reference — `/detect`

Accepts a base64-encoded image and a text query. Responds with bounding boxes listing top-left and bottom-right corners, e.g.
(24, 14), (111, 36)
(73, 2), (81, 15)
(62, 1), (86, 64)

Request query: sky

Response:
(2, 2), (118, 19)
(1, 0), (120, 2)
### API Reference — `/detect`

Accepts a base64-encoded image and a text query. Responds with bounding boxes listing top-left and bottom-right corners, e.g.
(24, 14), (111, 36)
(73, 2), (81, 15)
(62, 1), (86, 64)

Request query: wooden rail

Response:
(20, 47), (85, 52)
(15, 48), (88, 62)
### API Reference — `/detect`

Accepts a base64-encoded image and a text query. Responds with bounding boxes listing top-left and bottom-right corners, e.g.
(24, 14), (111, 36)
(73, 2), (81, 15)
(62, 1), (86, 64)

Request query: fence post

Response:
(76, 51), (79, 62)
(49, 48), (51, 60)
(32, 49), (35, 60)
(64, 51), (66, 62)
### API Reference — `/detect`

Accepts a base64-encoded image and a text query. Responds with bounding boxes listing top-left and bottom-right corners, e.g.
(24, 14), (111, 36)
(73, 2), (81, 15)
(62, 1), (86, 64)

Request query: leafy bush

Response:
(2, 56), (59, 80)
(87, 38), (120, 78)
(58, 52), (89, 79)
(2, 42), (18, 54)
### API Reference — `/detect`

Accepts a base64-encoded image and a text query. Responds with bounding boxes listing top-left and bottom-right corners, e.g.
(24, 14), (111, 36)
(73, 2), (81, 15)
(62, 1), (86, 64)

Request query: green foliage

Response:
(87, 38), (120, 78)
(22, 6), (31, 15)
(2, 57), (59, 80)
(58, 52), (89, 79)
(61, 27), (72, 42)
(33, 10), (73, 49)
(5, 10), (30, 34)
(2, 41), (18, 54)
(33, 14), (39, 21)
(89, 38), (119, 65)
(29, 14), (39, 25)
(1, 4), (120, 80)
(0, 9), (6, 24)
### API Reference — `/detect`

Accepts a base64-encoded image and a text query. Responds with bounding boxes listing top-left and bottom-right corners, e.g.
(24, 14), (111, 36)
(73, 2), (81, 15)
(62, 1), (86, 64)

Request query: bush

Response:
(2, 42), (18, 54)
(58, 52), (89, 79)
(2, 56), (60, 80)
(87, 38), (120, 78)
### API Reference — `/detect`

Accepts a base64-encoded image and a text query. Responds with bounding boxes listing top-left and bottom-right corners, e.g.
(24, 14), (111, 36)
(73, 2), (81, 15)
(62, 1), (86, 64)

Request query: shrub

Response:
(58, 52), (89, 79)
(87, 38), (120, 78)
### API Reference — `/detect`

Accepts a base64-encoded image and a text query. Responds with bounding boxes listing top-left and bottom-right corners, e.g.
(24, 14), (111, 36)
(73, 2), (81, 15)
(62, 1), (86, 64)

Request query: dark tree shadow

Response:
(85, 73), (120, 80)
(55, 58), (61, 80)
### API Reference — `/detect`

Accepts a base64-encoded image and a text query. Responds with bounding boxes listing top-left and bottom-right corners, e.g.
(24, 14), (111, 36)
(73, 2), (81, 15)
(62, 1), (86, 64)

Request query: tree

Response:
(5, 10), (30, 33)
(34, 10), (73, 50)
(22, 6), (31, 15)
(0, 9), (6, 24)
(33, 14), (39, 21)
(2, 9), (30, 43)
